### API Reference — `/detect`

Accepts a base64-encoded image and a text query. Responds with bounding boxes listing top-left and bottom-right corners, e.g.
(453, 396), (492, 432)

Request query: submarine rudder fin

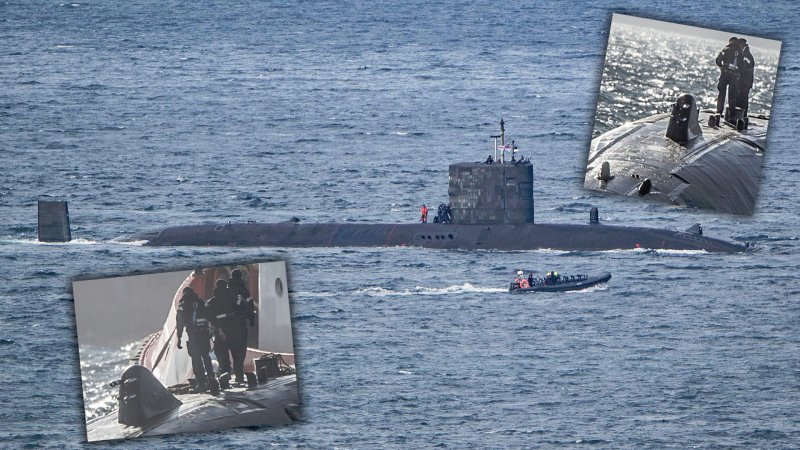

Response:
(117, 365), (182, 427)
(37, 200), (71, 242)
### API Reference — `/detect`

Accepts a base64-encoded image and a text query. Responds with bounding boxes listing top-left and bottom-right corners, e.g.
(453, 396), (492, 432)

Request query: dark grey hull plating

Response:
(584, 110), (767, 215)
(138, 221), (746, 253)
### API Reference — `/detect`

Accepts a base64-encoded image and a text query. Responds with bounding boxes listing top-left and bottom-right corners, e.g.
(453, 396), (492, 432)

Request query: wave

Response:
(0, 237), (100, 245)
(561, 283), (609, 294)
(109, 239), (148, 246)
(292, 283), (507, 299)
(356, 283), (507, 297)
(593, 248), (708, 256)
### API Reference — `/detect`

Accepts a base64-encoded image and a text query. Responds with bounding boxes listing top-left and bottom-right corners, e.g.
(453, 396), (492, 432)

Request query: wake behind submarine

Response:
(584, 93), (766, 215)
(133, 120), (749, 253)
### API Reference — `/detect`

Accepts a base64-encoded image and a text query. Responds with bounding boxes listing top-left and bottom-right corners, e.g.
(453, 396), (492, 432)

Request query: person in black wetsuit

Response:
(176, 286), (216, 393)
(715, 37), (742, 121)
(227, 269), (256, 384)
(736, 38), (755, 127)
(205, 279), (235, 378)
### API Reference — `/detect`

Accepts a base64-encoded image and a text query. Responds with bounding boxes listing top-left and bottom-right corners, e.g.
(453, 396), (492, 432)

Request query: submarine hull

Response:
(86, 374), (299, 442)
(584, 110), (767, 215)
(138, 222), (746, 253)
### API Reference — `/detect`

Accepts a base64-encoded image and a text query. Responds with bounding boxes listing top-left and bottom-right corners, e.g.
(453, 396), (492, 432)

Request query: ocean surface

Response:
(2, 0), (800, 448)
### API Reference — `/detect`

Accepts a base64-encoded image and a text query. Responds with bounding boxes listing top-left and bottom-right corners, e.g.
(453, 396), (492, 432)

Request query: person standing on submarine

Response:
(176, 286), (216, 393)
(736, 38), (755, 126)
(205, 278), (235, 378)
(715, 37), (741, 121)
(227, 269), (256, 384)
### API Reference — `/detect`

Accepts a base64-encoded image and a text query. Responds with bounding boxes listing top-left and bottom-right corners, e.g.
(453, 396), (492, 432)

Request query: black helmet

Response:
(182, 286), (195, 294)
(231, 269), (243, 280)
(215, 279), (227, 289)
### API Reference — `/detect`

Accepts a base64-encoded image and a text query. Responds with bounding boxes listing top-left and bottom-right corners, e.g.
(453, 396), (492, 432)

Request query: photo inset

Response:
(73, 261), (299, 442)
(584, 14), (781, 215)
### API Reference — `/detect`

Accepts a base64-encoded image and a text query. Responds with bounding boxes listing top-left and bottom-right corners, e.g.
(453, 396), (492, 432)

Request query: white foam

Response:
(593, 247), (708, 255)
(110, 239), (148, 246)
(291, 283), (507, 299)
(561, 283), (610, 294)
(356, 283), (506, 297)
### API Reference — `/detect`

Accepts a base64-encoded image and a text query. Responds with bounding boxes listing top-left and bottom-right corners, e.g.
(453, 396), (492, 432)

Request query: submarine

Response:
(85, 263), (300, 442)
(584, 93), (767, 215)
(131, 120), (749, 253)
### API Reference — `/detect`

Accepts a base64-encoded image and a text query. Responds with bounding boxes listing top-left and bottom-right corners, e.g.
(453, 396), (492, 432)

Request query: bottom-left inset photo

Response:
(72, 261), (300, 442)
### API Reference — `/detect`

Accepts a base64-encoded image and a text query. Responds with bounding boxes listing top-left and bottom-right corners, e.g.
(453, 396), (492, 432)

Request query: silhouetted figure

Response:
(205, 279), (235, 378)
(715, 37), (741, 121)
(227, 269), (256, 383)
(736, 38), (755, 127)
(176, 287), (215, 393)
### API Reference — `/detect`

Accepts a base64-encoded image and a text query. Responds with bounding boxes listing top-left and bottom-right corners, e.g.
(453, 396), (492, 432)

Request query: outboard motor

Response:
(117, 365), (182, 427)
(665, 93), (702, 144)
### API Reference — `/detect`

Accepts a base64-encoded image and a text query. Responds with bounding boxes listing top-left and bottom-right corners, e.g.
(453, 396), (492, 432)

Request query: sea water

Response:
(1, 0), (799, 447)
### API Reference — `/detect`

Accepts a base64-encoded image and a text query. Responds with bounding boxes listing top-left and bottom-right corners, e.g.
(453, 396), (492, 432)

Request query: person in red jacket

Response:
(420, 204), (428, 223)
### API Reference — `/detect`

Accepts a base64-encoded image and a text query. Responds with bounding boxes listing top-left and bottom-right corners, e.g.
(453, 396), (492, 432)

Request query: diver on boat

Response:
(715, 37), (741, 122)
(176, 287), (216, 393)
(205, 279), (235, 378)
(527, 272), (534, 287)
(227, 269), (256, 384)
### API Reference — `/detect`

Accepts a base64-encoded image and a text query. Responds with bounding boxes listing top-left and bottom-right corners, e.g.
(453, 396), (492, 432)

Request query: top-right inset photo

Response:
(584, 14), (781, 215)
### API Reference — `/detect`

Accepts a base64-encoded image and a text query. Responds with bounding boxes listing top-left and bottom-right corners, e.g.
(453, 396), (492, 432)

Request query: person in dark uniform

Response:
(227, 269), (256, 384)
(205, 279), (235, 378)
(176, 287), (216, 393)
(715, 37), (742, 122)
(527, 272), (534, 287)
(736, 38), (755, 127)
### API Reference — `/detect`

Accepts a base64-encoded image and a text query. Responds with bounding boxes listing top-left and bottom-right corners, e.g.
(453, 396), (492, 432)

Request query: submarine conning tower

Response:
(447, 120), (534, 225)
(665, 93), (702, 144)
